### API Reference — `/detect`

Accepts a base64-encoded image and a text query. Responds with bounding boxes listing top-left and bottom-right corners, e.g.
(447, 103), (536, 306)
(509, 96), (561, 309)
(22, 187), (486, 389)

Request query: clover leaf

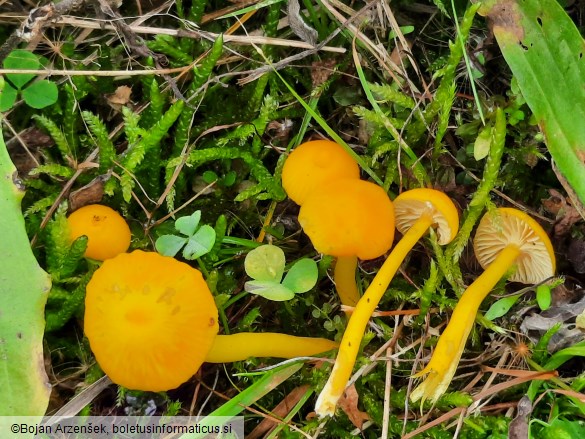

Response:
(244, 244), (286, 282)
(155, 210), (216, 260)
(244, 245), (318, 301)
(0, 50), (58, 111)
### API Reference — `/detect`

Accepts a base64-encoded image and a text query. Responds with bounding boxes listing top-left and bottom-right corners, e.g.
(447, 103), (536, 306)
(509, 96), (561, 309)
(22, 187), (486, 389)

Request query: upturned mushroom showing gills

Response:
(68, 204), (131, 261)
(315, 188), (459, 417)
(410, 207), (555, 404)
(205, 333), (338, 363)
(282, 139), (364, 306)
(84, 250), (219, 392)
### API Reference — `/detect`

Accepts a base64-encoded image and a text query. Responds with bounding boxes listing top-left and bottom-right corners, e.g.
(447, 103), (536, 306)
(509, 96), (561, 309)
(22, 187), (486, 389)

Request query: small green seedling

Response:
(0, 50), (58, 111)
(473, 123), (492, 161)
(485, 294), (522, 321)
(202, 170), (237, 188)
(155, 210), (216, 259)
(536, 284), (552, 311)
(485, 278), (562, 321)
(388, 25), (415, 40)
(244, 244), (318, 301)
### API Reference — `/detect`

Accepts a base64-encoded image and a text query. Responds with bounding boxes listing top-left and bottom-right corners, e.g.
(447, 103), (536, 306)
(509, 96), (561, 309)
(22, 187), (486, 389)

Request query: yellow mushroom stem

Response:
(204, 333), (338, 363)
(334, 255), (360, 307)
(315, 214), (434, 417)
(411, 244), (521, 403)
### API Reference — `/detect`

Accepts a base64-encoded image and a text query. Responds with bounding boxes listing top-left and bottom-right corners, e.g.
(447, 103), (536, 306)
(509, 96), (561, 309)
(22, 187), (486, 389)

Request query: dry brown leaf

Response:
(311, 59), (337, 88)
(552, 161), (585, 222)
(520, 294), (585, 353)
(106, 85), (132, 111)
(480, 366), (554, 378)
(568, 239), (585, 274)
(68, 175), (107, 212)
(541, 189), (582, 237)
(509, 396), (532, 439)
(337, 384), (370, 429)
(247, 385), (310, 439)
(6, 127), (54, 176)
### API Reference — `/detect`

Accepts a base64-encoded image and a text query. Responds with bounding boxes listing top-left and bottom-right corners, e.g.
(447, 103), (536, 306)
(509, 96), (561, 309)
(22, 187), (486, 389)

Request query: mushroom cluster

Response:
(410, 207), (555, 403)
(315, 188), (460, 416)
(282, 139), (395, 307)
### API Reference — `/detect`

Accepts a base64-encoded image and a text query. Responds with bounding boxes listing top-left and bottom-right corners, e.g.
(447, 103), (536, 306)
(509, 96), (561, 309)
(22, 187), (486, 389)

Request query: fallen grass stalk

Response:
(404, 370), (558, 438)
(56, 17), (346, 53)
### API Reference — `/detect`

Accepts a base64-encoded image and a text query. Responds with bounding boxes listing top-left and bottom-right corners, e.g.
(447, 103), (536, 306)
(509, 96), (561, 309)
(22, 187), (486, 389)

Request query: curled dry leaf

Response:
(541, 188), (582, 238)
(568, 239), (585, 274)
(552, 161), (585, 222)
(6, 127), (53, 176)
(520, 295), (585, 353)
(311, 59), (337, 88)
(509, 395), (532, 439)
(337, 384), (370, 429)
(68, 175), (107, 212)
(106, 85), (132, 112)
(247, 385), (310, 439)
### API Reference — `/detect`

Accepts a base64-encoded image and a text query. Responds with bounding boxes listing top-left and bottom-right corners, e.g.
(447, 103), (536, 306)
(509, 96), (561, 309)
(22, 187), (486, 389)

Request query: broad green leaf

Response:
(244, 245), (285, 282)
(155, 234), (187, 257)
(480, 0), (585, 213)
(0, 82), (17, 111)
(282, 258), (318, 294)
(21, 80), (58, 109)
(539, 418), (585, 439)
(473, 123), (492, 161)
(536, 284), (552, 311)
(244, 280), (295, 301)
(0, 112), (51, 415)
(4, 50), (40, 88)
(528, 339), (585, 400)
(175, 210), (201, 236)
(182, 225), (216, 259)
(484, 294), (521, 321)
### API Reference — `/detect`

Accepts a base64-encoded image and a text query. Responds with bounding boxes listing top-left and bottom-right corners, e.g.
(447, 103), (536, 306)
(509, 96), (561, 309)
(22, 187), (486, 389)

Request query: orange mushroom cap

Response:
(393, 188), (459, 245)
(282, 140), (360, 205)
(67, 204), (131, 261)
(298, 179), (395, 260)
(474, 207), (556, 284)
(84, 250), (218, 391)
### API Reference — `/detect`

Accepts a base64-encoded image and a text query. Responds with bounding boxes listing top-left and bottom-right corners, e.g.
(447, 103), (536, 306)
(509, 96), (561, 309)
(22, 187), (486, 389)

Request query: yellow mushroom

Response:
(315, 188), (459, 417)
(67, 204), (131, 261)
(298, 178), (395, 307)
(281, 139), (360, 206)
(84, 250), (219, 392)
(85, 251), (338, 391)
(282, 139), (367, 307)
(410, 207), (555, 404)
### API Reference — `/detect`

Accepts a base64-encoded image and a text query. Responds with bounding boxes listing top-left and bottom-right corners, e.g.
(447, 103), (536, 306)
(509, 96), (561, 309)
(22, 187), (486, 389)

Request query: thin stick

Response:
(381, 346), (393, 439)
(0, 66), (199, 76)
